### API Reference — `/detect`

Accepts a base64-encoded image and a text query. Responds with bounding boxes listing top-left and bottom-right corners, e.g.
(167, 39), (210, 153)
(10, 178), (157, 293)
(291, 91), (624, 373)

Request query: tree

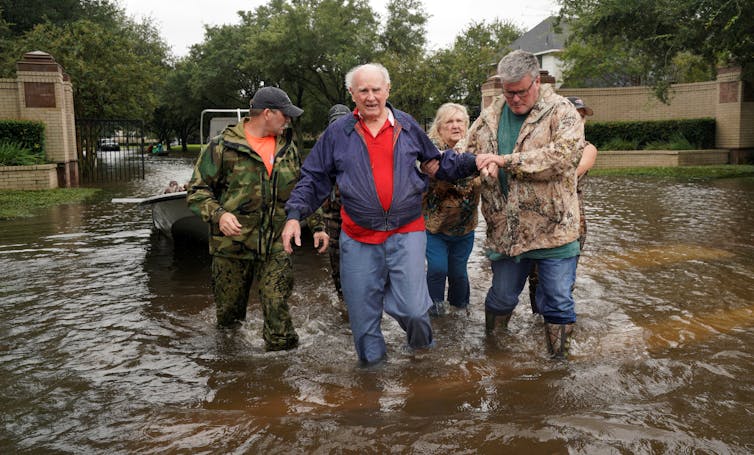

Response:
(557, 0), (754, 102)
(186, 23), (262, 108)
(425, 20), (522, 117)
(377, 0), (431, 120)
(0, 1), (169, 119)
(239, 0), (381, 134)
(1, 0), (87, 35)
(153, 58), (206, 151)
(379, 0), (426, 56)
(4, 18), (169, 119)
(558, 33), (649, 88)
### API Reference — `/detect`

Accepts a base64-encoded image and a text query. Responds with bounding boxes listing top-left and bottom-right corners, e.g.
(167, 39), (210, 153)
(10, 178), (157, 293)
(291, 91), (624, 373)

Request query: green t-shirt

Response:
(488, 104), (580, 262)
(496, 104), (527, 198)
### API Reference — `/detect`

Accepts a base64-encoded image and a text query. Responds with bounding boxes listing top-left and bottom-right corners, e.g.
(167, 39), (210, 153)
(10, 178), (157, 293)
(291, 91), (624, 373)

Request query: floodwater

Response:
(1, 156), (753, 454)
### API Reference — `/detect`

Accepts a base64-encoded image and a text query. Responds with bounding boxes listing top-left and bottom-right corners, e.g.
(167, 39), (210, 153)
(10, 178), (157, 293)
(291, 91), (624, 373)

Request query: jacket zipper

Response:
(356, 122), (394, 230)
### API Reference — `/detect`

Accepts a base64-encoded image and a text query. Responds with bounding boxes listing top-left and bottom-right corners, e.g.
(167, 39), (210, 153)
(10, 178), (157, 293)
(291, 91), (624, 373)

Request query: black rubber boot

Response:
(545, 322), (574, 359)
(485, 310), (512, 335)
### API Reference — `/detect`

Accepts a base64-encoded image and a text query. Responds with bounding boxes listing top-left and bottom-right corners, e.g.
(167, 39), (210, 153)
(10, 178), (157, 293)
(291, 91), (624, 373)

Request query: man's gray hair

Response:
(345, 63), (391, 91)
(497, 50), (540, 83)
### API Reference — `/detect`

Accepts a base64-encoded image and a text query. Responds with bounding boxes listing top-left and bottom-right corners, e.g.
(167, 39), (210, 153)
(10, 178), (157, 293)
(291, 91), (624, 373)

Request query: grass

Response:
(0, 188), (101, 219)
(590, 165), (754, 180)
(183, 144), (203, 153)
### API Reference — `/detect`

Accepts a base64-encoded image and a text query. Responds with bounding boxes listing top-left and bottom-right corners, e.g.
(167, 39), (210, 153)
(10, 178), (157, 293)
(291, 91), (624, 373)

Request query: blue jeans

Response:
(485, 256), (578, 324)
(340, 230), (433, 364)
(425, 231), (474, 307)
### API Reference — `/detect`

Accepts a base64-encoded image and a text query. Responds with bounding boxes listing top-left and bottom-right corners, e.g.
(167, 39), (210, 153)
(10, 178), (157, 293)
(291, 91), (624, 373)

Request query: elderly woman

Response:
(423, 103), (481, 315)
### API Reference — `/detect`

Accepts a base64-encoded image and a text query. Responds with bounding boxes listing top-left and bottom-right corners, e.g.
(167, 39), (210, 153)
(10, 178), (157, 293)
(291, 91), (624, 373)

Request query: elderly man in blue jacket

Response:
(282, 63), (478, 365)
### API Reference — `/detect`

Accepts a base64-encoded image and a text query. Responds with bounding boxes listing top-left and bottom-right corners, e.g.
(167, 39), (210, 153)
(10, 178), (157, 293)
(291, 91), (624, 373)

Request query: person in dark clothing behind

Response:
(320, 103), (351, 298)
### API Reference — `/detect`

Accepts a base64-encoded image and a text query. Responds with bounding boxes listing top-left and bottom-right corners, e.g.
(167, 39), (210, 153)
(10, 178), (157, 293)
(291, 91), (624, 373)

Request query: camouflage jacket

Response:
(422, 142), (481, 236)
(457, 85), (584, 257)
(187, 119), (322, 259)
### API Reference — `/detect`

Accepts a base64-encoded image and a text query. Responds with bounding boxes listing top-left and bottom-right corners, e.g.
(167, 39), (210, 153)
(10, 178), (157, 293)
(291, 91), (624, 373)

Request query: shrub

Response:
(0, 141), (45, 166)
(0, 120), (45, 157)
(644, 133), (696, 150)
(601, 137), (640, 150)
(586, 118), (715, 150)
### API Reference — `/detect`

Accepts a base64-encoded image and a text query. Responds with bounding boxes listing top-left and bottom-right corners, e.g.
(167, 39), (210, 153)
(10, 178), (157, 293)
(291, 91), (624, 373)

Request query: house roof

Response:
(509, 16), (569, 56)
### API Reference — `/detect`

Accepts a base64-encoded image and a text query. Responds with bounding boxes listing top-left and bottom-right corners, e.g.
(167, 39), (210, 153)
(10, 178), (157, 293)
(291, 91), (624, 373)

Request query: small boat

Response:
(139, 191), (208, 244)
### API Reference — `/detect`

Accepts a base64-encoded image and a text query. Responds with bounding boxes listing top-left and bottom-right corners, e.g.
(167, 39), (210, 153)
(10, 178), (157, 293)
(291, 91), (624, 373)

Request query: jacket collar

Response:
(343, 102), (409, 135)
(222, 118), (292, 154)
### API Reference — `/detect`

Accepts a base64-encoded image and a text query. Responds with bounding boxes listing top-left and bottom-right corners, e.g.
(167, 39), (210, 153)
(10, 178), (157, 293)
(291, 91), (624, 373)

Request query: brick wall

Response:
(0, 51), (78, 189)
(558, 82), (718, 122)
(593, 150), (730, 169)
(0, 164), (58, 190)
(0, 79), (20, 118)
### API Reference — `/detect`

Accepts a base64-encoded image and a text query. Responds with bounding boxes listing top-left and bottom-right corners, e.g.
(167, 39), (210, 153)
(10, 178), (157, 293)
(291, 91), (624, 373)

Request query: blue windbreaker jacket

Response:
(285, 105), (478, 231)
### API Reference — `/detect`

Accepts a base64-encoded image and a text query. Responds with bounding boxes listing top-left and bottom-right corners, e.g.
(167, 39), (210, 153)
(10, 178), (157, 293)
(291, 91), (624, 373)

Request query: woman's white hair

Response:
(427, 103), (469, 148)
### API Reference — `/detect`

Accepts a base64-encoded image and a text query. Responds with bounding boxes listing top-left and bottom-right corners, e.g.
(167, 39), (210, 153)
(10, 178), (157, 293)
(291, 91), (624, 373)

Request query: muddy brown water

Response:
(1, 156), (752, 453)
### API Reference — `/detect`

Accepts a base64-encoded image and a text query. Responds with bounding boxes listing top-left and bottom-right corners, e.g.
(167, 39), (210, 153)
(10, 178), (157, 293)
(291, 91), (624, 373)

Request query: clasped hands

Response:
(421, 153), (507, 178)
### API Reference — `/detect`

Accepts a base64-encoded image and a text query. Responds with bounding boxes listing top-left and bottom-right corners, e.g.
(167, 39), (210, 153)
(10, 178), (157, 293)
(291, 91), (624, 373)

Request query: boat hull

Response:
(140, 192), (208, 244)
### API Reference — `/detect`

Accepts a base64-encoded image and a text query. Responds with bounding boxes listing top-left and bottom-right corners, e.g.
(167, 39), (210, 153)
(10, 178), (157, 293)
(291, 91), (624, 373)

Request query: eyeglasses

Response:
(502, 78), (536, 100)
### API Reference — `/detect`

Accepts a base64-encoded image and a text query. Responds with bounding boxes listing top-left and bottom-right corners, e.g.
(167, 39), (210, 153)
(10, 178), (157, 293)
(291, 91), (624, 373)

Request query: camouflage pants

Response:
(211, 252), (298, 350)
(325, 216), (342, 296)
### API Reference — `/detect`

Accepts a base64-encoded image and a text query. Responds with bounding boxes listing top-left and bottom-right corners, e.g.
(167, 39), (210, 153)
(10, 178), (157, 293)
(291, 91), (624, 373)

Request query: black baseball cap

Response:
(567, 96), (593, 116)
(250, 87), (303, 118)
(328, 104), (351, 124)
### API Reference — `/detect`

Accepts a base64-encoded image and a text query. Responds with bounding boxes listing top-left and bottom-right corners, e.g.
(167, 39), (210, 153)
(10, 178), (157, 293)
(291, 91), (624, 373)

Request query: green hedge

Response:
(585, 118), (715, 150)
(0, 120), (45, 157)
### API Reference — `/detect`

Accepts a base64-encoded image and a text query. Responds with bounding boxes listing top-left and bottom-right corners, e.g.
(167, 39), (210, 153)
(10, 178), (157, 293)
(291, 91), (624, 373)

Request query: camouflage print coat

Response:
(423, 142), (481, 236)
(457, 85), (584, 257)
(187, 119), (319, 259)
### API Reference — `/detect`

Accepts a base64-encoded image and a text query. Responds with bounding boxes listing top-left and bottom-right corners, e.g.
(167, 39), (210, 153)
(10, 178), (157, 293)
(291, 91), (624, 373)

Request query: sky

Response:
(118, 0), (559, 58)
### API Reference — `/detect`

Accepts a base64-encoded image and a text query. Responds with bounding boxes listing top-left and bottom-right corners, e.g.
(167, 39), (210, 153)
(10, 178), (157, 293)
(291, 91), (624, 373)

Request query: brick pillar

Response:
(16, 51), (78, 187)
(715, 66), (754, 163)
(481, 76), (502, 110)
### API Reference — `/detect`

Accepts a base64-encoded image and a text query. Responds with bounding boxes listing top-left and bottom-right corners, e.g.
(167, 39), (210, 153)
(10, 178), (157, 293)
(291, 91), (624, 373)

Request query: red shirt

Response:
(341, 110), (425, 244)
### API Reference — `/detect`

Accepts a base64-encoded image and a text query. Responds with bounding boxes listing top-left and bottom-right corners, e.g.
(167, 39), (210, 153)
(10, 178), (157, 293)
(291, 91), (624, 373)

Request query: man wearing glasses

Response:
(471, 50), (585, 359)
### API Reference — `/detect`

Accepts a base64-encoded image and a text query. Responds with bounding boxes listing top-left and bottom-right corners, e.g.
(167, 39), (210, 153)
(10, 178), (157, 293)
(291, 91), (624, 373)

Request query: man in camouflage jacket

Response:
(187, 87), (328, 351)
(471, 50), (584, 359)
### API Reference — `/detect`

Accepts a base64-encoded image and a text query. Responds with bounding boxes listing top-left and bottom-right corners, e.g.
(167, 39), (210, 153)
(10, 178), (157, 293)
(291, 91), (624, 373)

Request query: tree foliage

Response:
(240, 0), (380, 132)
(380, 0), (427, 57)
(3, 19), (169, 119)
(0, 1), (169, 119)
(426, 20), (522, 118)
(558, 33), (648, 88)
(2, 0), (533, 141)
(557, 0), (753, 101)
(377, 0), (430, 121)
(0, 0), (119, 35)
